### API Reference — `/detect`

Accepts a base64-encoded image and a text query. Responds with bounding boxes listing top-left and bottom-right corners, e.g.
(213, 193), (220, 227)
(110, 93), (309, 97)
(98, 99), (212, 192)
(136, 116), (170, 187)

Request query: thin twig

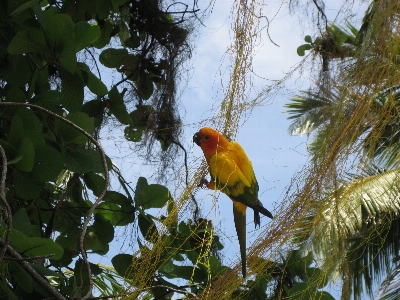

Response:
(312, 0), (328, 32)
(0, 237), (65, 300)
(0, 145), (11, 265)
(84, 48), (102, 81)
(0, 102), (109, 299)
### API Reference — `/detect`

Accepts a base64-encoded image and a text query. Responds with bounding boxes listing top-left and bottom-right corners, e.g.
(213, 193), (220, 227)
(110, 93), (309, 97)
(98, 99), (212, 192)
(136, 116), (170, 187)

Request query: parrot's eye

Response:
(204, 136), (210, 141)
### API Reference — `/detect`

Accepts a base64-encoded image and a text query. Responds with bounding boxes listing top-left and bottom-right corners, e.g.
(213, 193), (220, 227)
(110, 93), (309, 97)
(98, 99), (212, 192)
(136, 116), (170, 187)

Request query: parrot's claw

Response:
(198, 178), (209, 188)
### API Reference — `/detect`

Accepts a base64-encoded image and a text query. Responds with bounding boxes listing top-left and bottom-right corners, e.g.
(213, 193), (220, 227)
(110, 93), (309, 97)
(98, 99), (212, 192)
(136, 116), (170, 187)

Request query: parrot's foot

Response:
(198, 178), (209, 188)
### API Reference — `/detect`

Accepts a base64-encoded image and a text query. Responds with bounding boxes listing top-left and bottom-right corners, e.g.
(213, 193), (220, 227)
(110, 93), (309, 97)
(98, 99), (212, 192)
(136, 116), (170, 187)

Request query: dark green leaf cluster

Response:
(271, 250), (333, 300)
(297, 23), (358, 73)
(0, 0), (193, 298)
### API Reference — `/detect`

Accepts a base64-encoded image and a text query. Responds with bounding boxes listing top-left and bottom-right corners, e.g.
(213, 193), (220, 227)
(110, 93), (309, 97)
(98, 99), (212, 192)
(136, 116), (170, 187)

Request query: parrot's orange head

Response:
(193, 127), (230, 160)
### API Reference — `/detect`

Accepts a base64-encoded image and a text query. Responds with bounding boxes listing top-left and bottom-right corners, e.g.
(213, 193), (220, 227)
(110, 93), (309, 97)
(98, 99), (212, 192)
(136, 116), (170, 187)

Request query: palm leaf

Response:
(377, 262), (400, 300)
(285, 89), (340, 136)
(295, 168), (400, 298)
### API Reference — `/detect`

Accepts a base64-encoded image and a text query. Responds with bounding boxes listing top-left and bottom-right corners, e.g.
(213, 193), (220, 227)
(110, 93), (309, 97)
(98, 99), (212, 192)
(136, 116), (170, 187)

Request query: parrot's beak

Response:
(193, 132), (201, 146)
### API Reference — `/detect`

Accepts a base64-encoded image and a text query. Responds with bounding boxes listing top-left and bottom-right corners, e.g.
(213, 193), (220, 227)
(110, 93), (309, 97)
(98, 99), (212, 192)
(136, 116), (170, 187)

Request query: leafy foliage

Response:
(287, 1), (400, 299)
(0, 0), (195, 298)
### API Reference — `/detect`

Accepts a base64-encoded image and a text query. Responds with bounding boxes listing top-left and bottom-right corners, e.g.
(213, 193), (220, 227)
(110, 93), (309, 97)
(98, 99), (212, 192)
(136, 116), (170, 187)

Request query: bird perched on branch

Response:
(193, 127), (273, 277)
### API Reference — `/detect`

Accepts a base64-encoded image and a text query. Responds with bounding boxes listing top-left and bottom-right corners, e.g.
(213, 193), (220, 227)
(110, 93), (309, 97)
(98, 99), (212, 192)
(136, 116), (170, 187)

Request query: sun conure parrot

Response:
(193, 127), (273, 277)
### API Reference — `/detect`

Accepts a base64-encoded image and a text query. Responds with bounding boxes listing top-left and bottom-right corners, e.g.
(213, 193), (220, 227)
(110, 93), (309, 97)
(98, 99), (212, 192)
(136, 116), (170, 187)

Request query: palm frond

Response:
(376, 262), (400, 300)
(285, 89), (339, 136)
(295, 168), (400, 298)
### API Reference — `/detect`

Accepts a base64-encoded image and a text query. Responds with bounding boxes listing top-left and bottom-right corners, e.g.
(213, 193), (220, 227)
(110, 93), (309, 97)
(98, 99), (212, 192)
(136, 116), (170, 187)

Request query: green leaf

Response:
(138, 72), (154, 100)
(97, 191), (135, 225)
(50, 251), (74, 268)
(61, 71), (84, 112)
(91, 239), (109, 255)
(13, 171), (41, 200)
(31, 145), (64, 182)
(23, 237), (64, 260)
(103, 191), (132, 206)
(8, 115), (24, 147)
(59, 37), (77, 73)
(297, 44), (313, 56)
(112, 254), (133, 278)
(99, 48), (128, 68)
(6, 86), (26, 103)
(209, 255), (227, 277)
(111, 0), (129, 11)
(78, 63), (108, 96)
(7, 30), (45, 54)
(92, 20), (113, 49)
(2, 55), (31, 87)
(134, 177), (148, 204)
(90, 150), (112, 173)
(33, 0), (44, 29)
(55, 230), (81, 252)
(32, 90), (62, 106)
(288, 282), (310, 298)
(137, 184), (170, 209)
(159, 259), (175, 274)
(92, 214), (114, 244)
(120, 54), (140, 79)
(178, 221), (190, 238)
(316, 291), (336, 300)
(55, 112), (94, 144)
(8, 261), (33, 293)
(304, 35), (313, 43)
(64, 148), (94, 174)
(125, 31), (140, 49)
(83, 172), (105, 196)
(12, 208), (32, 236)
(16, 136), (35, 172)
(15, 107), (42, 131)
(0, 139), (19, 161)
(10, 0), (35, 16)
(31, 264), (64, 279)
(42, 11), (75, 42)
(108, 86), (131, 124)
(186, 249), (199, 265)
(75, 22), (101, 52)
(81, 99), (104, 118)
(138, 213), (158, 240)
(124, 125), (145, 142)
(117, 21), (130, 46)
(24, 129), (45, 149)
(0, 226), (64, 260)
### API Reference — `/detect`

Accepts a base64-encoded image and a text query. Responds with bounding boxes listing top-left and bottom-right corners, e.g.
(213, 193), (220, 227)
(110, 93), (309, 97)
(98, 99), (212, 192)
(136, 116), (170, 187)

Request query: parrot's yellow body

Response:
(193, 127), (273, 277)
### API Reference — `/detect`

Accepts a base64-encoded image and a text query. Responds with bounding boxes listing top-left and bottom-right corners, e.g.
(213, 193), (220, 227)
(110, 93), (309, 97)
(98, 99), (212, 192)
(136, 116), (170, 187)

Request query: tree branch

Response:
(5, 253), (55, 261)
(0, 144), (11, 265)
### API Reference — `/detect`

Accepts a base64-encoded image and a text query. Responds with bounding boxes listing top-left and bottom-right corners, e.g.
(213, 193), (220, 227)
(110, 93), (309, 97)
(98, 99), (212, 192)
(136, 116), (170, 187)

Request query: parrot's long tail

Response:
(233, 202), (247, 277)
(252, 200), (273, 228)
